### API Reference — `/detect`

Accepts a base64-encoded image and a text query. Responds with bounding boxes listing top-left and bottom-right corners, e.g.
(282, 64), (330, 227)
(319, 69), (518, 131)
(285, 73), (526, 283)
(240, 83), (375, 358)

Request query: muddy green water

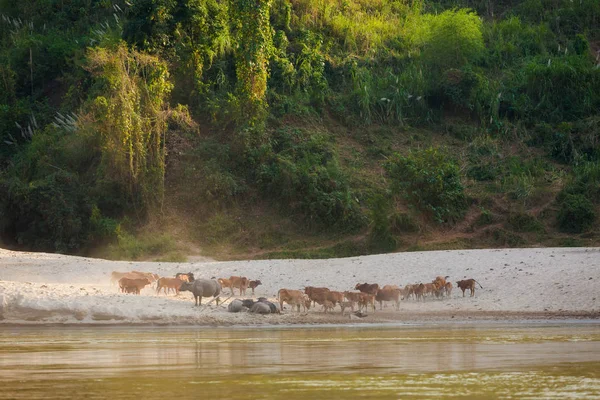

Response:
(1, 323), (600, 399)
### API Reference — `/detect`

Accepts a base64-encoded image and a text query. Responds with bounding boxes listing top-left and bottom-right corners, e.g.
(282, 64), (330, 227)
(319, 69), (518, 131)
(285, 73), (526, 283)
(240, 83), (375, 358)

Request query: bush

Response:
(367, 195), (397, 252)
(467, 164), (499, 181)
(507, 212), (545, 233)
(556, 194), (596, 233)
(483, 17), (554, 69)
(502, 56), (600, 123)
(421, 9), (485, 73)
(390, 212), (420, 233)
(385, 147), (468, 224)
(254, 128), (365, 231)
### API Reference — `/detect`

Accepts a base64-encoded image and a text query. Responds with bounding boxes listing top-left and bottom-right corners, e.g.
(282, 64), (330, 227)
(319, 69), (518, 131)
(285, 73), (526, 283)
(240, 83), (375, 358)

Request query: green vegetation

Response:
(0, 0), (599, 259)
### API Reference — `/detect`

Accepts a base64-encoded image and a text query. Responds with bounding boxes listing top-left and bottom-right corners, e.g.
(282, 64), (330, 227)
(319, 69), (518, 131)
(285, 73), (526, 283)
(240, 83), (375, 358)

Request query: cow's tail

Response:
(277, 289), (283, 300)
(474, 280), (483, 289)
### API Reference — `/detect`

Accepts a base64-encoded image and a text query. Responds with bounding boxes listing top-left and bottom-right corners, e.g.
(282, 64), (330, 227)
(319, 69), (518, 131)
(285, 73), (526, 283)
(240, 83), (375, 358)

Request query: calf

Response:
(340, 301), (355, 315)
(248, 280), (262, 295)
(414, 283), (425, 301)
(218, 278), (234, 295)
(445, 282), (453, 297)
(278, 289), (311, 312)
(404, 284), (415, 300)
(358, 293), (376, 312)
(156, 277), (184, 295)
(322, 300), (335, 313)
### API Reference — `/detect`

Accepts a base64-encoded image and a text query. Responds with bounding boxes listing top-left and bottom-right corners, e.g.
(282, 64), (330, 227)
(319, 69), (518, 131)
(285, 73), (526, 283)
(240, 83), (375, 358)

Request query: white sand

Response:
(0, 247), (599, 325)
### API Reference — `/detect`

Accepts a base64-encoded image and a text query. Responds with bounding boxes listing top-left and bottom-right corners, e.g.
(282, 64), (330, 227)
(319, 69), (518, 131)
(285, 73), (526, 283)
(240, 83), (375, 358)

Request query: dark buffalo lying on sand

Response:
(250, 302), (271, 314)
(228, 299), (244, 313)
(180, 279), (221, 306)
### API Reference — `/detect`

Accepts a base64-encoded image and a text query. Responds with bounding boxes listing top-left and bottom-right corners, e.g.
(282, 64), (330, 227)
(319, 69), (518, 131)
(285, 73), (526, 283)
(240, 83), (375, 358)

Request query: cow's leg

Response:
(462, 289), (466, 297)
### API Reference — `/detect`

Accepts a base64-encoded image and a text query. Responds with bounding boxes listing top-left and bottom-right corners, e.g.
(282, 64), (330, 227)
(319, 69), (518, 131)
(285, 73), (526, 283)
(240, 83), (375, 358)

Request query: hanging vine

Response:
(86, 42), (172, 211)
(230, 0), (274, 130)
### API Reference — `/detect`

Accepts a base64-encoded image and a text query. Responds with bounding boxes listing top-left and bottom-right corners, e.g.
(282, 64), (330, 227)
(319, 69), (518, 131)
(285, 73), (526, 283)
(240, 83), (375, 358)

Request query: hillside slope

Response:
(0, 0), (598, 260)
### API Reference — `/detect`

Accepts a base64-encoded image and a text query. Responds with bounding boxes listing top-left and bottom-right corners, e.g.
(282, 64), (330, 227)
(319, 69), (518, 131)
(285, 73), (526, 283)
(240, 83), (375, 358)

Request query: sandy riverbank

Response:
(0, 247), (599, 325)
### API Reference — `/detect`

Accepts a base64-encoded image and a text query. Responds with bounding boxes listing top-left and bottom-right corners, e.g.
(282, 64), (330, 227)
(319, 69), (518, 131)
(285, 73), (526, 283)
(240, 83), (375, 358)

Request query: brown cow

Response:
(340, 301), (355, 315)
(382, 285), (400, 291)
(414, 283), (425, 301)
(156, 277), (184, 295)
(304, 287), (330, 307)
(456, 279), (483, 297)
(248, 280), (262, 295)
(432, 276), (448, 287)
(404, 284), (415, 300)
(278, 289), (311, 312)
(375, 288), (402, 310)
(344, 291), (362, 303)
(218, 278), (234, 295)
(322, 300), (335, 313)
(355, 283), (379, 295)
(445, 282), (453, 297)
(423, 283), (435, 298)
(326, 291), (345, 306)
(229, 276), (249, 296)
(111, 271), (155, 285)
(358, 293), (376, 312)
(132, 271), (159, 283)
(119, 277), (151, 295)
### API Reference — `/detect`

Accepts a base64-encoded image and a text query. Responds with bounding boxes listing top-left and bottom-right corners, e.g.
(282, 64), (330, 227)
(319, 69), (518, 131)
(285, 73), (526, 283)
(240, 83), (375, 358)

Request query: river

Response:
(1, 322), (599, 399)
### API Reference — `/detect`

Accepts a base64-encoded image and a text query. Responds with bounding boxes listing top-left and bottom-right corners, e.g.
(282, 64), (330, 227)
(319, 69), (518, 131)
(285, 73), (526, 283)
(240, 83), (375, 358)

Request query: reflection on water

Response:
(1, 324), (600, 399)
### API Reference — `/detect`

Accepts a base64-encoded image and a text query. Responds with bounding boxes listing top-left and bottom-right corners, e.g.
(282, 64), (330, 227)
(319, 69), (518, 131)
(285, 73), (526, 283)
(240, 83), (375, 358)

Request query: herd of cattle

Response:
(110, 270), (484, 315)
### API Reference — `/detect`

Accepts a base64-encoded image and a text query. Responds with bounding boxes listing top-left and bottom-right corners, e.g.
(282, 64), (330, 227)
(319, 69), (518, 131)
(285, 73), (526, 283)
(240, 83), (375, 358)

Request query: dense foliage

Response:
(0, 0), (598, 254)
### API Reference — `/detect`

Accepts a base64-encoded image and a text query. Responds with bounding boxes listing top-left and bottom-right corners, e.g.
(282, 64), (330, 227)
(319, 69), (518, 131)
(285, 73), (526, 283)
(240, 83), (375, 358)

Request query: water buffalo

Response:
(258, 298), (280, 314)
(180, 279), (221, 306)
(249, 302), (271, 314)
(228, 299), (244, 313)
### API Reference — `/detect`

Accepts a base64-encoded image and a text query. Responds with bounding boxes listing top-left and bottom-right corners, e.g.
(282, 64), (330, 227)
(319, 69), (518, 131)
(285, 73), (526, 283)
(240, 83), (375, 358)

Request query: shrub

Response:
(556, 194), (596, 233)
(474, 207), (495, 227)
(490, 228), (525, 247)
(467, 164), (499, 181)
(390, 212), (420, 233)
(385, 147), (468, 224)
(483, 17), (554, 69)
(507, 212), (545, 233)
(367, 195), (397, 252)
(421, 9), (485, 73)
(254, 128), (365, 231)
(502, 56), (600, 123)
